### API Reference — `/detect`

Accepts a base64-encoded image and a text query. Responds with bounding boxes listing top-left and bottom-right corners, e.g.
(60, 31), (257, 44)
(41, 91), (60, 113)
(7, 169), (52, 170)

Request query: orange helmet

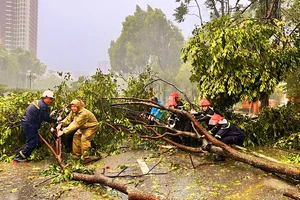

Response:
(170, 92), (179, 98)
(199, 98), (211, 107)
(209, 114), (224, 125)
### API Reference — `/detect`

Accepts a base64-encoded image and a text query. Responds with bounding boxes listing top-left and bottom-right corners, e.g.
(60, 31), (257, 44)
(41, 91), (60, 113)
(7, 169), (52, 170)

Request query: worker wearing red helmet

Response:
(206, 114), (244, 161)
(193, 98), (220, 130)
(167, 92), (192, 144)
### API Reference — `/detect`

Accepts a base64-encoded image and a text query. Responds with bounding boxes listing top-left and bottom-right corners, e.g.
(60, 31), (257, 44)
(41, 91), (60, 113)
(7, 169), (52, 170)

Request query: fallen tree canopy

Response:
(111, 98), (300, 180)
(39, 97), (299, 199)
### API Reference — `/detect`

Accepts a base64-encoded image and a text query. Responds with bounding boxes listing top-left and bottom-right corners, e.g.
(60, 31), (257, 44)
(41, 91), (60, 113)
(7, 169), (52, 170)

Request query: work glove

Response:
(190, 109), (198, 114)
(150, 116), (155, 121)
(56, 123), (62, 130)
(57, 130), (64, 137)
(57, 116), (62, 122)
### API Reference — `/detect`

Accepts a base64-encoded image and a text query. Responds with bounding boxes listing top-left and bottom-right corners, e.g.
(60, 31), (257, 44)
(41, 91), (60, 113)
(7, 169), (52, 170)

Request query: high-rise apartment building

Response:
(0, 0), (38, 54)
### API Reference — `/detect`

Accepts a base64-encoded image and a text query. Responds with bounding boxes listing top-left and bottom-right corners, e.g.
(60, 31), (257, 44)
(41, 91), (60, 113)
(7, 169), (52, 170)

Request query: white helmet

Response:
(218, 119), (228, 125)
(42, 90), (54, 99)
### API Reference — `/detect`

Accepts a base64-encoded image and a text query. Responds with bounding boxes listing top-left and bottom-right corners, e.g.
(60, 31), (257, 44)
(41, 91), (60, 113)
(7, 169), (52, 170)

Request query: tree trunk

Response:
(72, 173), (159, 200)
(165, 106), (300, 179)
(40, 133), (159, 199)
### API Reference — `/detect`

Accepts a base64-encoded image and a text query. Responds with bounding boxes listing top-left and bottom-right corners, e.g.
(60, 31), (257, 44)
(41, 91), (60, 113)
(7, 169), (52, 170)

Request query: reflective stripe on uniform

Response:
(221, 122), (230, 129)
(19, 151), (27, 158)
(32, 100), (40, 110)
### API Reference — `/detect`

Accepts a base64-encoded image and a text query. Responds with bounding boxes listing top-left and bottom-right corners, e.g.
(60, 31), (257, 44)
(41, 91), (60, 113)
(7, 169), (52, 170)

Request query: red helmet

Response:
(199, 98), (211, 107)
(170, 92), (179, 98)
(167, 99), (177, 107)
(209, 114), (224, 125)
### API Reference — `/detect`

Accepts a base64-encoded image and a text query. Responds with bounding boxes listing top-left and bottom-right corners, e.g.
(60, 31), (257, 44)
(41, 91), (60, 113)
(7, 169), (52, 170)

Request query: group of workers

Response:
(13, 90), (244, 163)
(13, 90), (99, 163)
(147, 92), (245, 161)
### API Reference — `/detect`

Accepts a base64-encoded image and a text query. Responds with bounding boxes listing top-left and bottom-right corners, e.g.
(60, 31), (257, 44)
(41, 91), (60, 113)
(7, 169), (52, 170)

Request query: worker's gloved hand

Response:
(56, 123), (62, 130)
(57, 116), (62, 122)
(57, 130), (64, 137)
(190, 109), (198, 114)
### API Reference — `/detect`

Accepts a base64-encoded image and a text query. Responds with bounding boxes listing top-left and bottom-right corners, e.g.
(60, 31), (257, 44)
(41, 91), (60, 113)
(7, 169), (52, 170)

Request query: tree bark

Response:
(40, 132), (159, 199)
(72, 173), (159, 200)
(114, 100), (300, 179)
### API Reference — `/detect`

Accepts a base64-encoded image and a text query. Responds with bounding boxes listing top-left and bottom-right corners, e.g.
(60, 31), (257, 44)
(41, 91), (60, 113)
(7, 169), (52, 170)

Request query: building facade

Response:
(0, 0), (38, 54)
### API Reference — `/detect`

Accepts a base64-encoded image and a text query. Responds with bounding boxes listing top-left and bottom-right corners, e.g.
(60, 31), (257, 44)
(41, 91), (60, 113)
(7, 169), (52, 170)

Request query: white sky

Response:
(37, 0), (247, 74)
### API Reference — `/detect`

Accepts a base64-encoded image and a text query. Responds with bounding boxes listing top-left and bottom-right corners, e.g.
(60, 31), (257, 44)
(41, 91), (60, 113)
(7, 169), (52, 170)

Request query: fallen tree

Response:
(38, 97), (299, 199)
(39, 131), (159, 200)
(112, 99), (300, 180)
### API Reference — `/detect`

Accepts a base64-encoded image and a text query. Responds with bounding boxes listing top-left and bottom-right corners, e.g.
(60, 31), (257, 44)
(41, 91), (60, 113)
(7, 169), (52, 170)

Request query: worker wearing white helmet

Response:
(13, 90), (57, 163)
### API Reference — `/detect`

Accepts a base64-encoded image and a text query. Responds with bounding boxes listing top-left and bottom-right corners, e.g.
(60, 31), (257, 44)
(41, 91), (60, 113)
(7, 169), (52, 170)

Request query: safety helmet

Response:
(199, 98), (211, 107)
(170, 92), (179, 98)
(209, 114), (224, 125)
(42, 90), (54, 99)
(218, 118), (228, 125)
(167, 99), (177, 107)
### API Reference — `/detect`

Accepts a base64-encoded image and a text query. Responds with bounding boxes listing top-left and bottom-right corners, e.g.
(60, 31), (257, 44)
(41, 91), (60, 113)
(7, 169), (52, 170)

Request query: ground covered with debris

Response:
(0, 147), (299, 199)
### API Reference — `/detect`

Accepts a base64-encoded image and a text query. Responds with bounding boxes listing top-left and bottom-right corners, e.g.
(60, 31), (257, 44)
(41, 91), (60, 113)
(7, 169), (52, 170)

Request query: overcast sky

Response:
(37, 0), (210, 74)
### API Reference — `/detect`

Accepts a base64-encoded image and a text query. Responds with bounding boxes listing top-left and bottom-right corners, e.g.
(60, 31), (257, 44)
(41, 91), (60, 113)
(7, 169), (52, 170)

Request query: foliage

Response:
(274, 132), (300, 151)
(0, 46), (18, 87)
(231, 104), (300, 147)
(1, 65), (300, 163)
(182, 16), (299, 110)
(0, 91), (43, 161)
(10, 48), (47, 76)
(0, 46), (47, 88)
(174, 62), (198, 102)
(285, 67), (300, 103)
(173, 0), (244, 23)
(108, 5), (184, 75)
(0, 84), (8, 95)
(282, 0), (300, 24)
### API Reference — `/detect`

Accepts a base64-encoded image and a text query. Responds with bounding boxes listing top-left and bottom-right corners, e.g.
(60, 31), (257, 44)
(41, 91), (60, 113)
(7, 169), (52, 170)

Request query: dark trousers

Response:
(222, 135), (244, 146)
(19, 122), (39, 158)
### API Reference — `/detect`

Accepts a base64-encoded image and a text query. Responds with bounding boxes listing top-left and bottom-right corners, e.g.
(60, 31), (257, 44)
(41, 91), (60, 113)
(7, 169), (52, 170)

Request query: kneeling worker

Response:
(207, 114), (244, 161)
(57, 99), (99, 162)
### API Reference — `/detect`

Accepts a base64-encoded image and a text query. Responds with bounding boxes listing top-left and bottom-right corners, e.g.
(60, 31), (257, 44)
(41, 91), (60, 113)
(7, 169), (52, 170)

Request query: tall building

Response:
(0, 0), (38, 54)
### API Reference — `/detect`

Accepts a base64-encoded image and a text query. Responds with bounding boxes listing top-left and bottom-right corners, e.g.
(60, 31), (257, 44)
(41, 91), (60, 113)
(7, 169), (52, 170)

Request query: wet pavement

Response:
(0, 148), (299, 199)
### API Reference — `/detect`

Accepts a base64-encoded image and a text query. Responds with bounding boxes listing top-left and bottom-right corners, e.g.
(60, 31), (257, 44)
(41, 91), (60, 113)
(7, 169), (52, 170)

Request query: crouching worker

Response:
(56, 99), (99, 162)
(207, 114), (244, 161)
(13, 90), (57, 163)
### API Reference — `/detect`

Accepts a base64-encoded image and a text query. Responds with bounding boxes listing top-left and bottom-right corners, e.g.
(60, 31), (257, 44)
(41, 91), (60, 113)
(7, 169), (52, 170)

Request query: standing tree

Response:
(173, 0), (245, 24)
(108, 5), (184, 75)
(0, 46), (18, 87)
(11, 48), (47, 76)
(181, 16), (299, 110)
(281, 0), (300, 103)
